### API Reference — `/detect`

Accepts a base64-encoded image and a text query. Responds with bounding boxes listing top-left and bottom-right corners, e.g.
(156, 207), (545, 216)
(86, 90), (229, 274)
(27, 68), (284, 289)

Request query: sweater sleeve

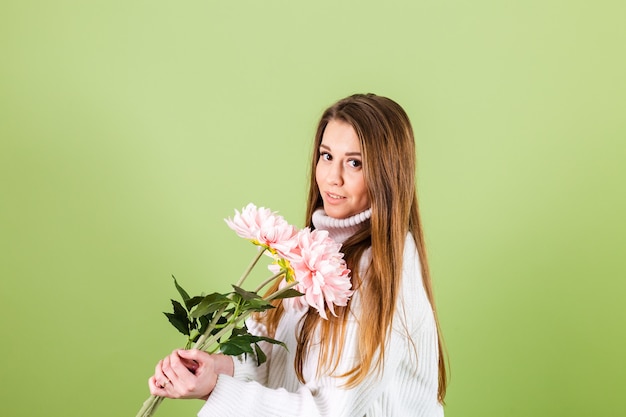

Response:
(198, 315), (393, 417)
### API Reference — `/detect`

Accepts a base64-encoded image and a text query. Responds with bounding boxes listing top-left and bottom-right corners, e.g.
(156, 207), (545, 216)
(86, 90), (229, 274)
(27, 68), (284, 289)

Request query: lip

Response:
(323, 191), (346, 204)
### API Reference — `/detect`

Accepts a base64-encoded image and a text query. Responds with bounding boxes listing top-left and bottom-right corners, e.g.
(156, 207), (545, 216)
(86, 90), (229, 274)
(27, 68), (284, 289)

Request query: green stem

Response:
(196, 248), (270, 350)
(196, 309), (252, 352)
(236, 247), (266, 287)
(135, 394), (164, 417)
(192, 304), (229, 350)
(254, 271), (285, 293)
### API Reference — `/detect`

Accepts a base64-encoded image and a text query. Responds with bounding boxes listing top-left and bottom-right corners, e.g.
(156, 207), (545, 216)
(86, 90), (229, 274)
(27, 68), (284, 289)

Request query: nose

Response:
(326, 161), (343, 186)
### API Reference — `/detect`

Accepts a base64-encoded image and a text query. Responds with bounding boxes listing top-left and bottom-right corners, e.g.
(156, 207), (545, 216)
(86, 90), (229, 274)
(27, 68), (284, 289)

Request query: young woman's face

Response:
(315, 119), (370, 219)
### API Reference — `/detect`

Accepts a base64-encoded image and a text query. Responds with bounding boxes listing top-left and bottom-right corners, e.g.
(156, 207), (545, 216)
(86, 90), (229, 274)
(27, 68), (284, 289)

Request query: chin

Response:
(323, 207), (352, 220)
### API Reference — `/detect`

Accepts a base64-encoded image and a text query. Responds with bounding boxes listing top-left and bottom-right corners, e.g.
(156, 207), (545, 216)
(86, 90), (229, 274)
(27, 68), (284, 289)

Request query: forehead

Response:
(320, 119), (361, 151)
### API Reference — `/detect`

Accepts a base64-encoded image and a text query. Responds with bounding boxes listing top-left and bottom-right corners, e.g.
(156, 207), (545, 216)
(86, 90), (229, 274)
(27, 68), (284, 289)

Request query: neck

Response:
(311, 208), (372, 244)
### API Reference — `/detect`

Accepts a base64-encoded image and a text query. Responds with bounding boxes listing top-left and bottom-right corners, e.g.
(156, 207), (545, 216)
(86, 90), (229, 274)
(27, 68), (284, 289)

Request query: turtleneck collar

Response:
(311, 208), (372, 244)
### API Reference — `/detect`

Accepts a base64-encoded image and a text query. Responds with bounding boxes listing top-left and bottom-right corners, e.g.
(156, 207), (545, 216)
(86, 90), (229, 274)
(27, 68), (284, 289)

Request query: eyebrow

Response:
(319, 144), (362, 157)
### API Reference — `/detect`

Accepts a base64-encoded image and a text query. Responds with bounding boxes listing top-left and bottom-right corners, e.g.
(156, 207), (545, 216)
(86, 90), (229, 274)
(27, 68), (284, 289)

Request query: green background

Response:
(1, 1), (624, 416)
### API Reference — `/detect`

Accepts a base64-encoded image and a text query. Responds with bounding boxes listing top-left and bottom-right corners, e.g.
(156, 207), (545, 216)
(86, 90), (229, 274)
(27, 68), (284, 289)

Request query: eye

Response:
(347, 159), (362, 168)
(319, 151), (332, 161)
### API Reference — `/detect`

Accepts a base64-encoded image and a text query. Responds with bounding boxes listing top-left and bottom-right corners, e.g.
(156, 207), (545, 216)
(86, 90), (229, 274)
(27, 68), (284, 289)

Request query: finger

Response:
(161, 354), (179, 385)
(178, 355), (199, 374)
(151, 359), (169, 388)
(154, 359), (164, 378)
(169, 351), (198, 385)
(180, 349), (210, 370)
(157, 355), (179, 388)
(159, 377), (171, 389)
(176, 348), (208, 362)
(148, 375), (167, 396)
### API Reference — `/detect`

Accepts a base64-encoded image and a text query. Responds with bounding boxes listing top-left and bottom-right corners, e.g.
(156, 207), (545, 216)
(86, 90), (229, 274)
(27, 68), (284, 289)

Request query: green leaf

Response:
(218, 329), (285, 365)
(241, 297), (275, 313)
(194, 315), (229, 341)
(171, 299), (188, 319)
(271, 288), (304, 300)
(231, 326), (249, 337)
(231, 286), (279, 312)
(164, 299), (192, 336)
(254, 343), (267, 366)
(191, 293), (232, 318)
(253, 335), (287, 350)
(164, 312), (190, 336)
(232, 285), (261, 301)
(228, 331), (287, 351)
(185, 295), (205, 311)
(197, 315), (211, 335)
(219, 336), (255, 356)
(172, 275), (190, 302)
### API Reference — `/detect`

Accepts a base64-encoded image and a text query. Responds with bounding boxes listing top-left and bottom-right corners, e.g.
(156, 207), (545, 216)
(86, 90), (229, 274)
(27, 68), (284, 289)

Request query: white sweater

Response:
(198, 210), (443, 417)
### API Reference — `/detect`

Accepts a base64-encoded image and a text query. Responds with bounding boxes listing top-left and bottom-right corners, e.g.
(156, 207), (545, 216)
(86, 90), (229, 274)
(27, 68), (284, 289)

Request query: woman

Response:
(149, 93), (447, 416)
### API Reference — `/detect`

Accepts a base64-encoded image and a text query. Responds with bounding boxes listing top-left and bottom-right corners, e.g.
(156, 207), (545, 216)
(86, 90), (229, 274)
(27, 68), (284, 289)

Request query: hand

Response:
(148, 349), (233, 400)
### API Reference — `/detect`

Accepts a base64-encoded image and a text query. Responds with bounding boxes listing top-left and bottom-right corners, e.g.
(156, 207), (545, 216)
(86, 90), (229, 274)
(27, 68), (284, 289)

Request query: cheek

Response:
(315, 163), (324, 186)
(354, 176), (369, 202)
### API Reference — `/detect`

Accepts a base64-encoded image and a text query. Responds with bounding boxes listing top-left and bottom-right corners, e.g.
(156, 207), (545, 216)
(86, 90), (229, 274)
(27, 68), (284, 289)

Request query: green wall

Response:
(1, 1), (624, 416)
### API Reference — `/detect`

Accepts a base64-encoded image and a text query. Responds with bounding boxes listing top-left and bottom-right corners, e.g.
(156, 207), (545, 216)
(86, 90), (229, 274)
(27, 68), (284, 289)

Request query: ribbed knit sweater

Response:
(198, 209), (443, 417)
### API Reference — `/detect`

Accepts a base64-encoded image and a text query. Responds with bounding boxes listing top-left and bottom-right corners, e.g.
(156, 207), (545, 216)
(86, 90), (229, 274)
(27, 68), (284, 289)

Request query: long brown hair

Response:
(259, 93), (447, 402)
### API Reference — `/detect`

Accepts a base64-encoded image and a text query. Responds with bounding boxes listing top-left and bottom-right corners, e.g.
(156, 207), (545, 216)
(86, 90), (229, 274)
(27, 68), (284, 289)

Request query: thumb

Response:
(176, 349), (208, 372)
(176, 348), (206, 359)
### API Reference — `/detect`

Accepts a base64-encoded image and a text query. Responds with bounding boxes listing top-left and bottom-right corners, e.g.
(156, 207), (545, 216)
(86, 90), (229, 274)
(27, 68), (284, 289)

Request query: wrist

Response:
(213, 354), (234, 377)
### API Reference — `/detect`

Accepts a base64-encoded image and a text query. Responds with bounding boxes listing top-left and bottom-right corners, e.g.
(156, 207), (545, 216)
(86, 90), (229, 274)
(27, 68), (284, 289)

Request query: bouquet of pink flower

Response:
(135, 203), (353, 417)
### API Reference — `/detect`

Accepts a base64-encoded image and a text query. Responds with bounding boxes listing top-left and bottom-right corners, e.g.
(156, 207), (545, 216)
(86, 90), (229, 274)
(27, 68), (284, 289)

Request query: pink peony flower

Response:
(283, 228), (353, 319)
(227, 203), (353, 320)
(225, 203), (299, 257)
